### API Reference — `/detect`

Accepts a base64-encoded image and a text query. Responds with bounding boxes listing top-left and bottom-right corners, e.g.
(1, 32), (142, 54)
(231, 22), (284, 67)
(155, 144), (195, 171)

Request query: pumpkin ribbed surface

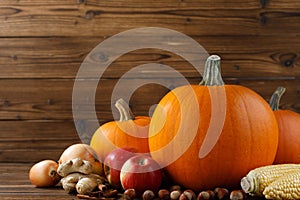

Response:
(148, 55), (278, 191)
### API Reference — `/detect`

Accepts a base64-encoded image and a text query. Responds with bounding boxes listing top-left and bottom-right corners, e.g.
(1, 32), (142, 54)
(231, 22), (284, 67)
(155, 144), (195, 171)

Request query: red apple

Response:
(120, 155), (163, 196)
(104, 148), (136, 189)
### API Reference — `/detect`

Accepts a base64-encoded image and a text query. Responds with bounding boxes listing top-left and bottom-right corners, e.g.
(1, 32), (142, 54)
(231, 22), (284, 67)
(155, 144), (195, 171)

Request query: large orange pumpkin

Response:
(148, 55), (278, 191)
(90, 98), (150, 162)
(270, 87), (300, 164)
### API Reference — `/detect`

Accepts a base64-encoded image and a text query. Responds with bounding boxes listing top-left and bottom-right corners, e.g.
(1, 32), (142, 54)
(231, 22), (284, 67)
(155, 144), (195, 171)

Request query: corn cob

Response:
(240, 164), (300, 196)
(263, 170), (300, 200)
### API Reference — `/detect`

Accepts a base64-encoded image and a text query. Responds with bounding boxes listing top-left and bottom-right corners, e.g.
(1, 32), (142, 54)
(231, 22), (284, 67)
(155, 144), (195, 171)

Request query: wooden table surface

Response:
(0, 163), (269, 200)
(0, 163), (76, 200)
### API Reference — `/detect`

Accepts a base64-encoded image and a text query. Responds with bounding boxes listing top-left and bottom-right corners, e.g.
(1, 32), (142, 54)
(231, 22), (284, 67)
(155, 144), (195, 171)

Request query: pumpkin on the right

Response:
(148, 55), (279, 191)
(270, 86), (300, 164)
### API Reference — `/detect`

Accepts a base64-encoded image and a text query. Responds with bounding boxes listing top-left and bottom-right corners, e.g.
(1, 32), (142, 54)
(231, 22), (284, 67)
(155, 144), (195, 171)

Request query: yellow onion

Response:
(58, 143), (103, 175)
(29, 160), (61, 187)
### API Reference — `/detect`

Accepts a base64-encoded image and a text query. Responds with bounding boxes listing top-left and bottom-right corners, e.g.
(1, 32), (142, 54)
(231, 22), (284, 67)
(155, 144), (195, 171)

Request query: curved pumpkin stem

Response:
(200, 55), (225, 86)
(115, 98), (134, 121)
(269, 86), (286, 111)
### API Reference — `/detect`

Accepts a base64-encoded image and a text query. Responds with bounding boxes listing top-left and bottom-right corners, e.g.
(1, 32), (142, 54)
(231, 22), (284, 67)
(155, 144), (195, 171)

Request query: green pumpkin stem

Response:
(269, 86), (286, 111)
(200, 55), (225, 86)
(115, 98), (134, 121)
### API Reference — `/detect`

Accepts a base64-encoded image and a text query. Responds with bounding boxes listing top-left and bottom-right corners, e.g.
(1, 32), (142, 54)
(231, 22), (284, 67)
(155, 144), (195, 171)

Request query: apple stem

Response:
(115, 98), (134, 121)
(138, 159), (146, 166)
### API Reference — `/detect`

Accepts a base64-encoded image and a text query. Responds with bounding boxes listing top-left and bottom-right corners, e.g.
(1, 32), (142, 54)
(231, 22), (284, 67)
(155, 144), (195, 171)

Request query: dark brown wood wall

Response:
(0, 0), (299, 163)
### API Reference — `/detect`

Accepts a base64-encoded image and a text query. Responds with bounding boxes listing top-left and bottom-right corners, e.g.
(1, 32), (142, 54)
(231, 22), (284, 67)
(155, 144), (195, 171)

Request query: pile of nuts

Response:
(124, 186), (247, 200)
(75, 185), (250, 200)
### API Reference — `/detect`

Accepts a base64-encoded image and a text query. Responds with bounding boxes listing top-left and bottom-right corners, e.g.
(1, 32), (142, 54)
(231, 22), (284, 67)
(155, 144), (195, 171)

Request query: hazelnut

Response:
(180, 190), (196, 200)
(158, 189), (170, 200)
(170, 185), (182, 192)
(143, 190), (155, 200)
(170, 190), (182, 200)
(183, 190), (196, 200)
(124, 188), (136, 200)
(214, 188), (229, 200)
(197, 191), (214, 200)
(230, 190), (245, 200)
(179, 193), (188, 200)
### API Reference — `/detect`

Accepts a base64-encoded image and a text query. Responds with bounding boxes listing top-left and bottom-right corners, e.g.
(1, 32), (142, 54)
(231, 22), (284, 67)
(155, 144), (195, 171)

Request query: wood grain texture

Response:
(0, 0), (299, 164)
(0, 163), (70, 199)
(0, 1), (299, 37)
(0, 78), (299, 120)
(0, 121), (80, 162)
(0, 36), (299, 79)
(0, 163), (268, 200)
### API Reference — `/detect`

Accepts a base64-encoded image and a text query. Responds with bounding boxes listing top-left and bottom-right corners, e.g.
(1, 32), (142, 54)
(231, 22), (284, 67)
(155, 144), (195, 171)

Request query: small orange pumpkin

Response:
(148, 55), (278, 191)
(90, 98), (150, 162)
(270, 87), (300, 164)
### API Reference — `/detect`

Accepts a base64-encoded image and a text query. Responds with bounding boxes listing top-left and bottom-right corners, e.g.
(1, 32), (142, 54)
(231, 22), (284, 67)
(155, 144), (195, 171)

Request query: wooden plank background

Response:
(0, 0), (299, 163)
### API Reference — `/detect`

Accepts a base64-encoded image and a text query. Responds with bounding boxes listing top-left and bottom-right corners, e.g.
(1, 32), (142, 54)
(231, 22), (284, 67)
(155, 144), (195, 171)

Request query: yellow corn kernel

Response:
(263, 170), (300, 200)
(240, 164), (300, 196)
